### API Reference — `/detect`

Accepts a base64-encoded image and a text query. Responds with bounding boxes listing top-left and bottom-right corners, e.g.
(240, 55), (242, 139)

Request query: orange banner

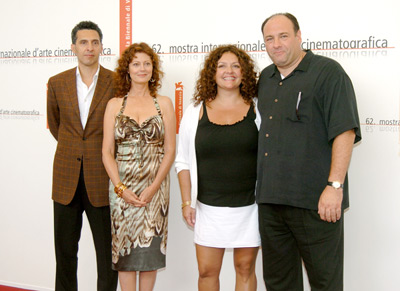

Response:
(119, 0), (132, 56)
(175, 82), (184, 134)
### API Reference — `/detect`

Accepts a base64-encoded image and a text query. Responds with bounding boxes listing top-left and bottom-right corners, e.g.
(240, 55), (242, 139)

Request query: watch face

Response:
(332, 181), (341, 189)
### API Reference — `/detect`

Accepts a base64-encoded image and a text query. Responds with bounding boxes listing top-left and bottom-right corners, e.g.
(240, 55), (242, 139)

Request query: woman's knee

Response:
(234, 260), (255, 278)
(198, 264), (221, 279)
(234, 248), (258, 279)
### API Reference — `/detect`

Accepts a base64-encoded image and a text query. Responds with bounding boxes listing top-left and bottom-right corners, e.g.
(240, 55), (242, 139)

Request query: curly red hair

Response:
(194, 45), (257, 105)
(114, 42), (164, 97)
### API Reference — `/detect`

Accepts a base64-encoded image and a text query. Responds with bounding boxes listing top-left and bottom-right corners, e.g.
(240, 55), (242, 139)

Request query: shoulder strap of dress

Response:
(153, 97), (162, 117)
(116, 95), (128, 117)
(247, 101), (256, 118)
(201, 101), (209, 121)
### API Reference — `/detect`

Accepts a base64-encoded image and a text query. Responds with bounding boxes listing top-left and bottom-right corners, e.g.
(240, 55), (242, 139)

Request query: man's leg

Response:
(258, 204), (303, 291)
(82, 169), (118, 291)
(294, 209), (344, 291)
(84, 195), (118, 291)
(53, 189), (84, 291)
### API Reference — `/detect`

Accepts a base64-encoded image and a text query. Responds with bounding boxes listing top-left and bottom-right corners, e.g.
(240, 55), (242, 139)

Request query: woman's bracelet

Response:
(181, 200), (191, 209)
(114, 182), (127, 198)
(114, 182), (123, 193)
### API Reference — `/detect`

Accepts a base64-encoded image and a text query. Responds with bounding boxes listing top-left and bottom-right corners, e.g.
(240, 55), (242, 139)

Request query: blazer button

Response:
(77, 157), (81, 161)
(82, 137), (86, 141)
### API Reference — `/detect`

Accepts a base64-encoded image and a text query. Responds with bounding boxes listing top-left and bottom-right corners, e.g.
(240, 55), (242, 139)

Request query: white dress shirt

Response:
(76, 66), (100, 129)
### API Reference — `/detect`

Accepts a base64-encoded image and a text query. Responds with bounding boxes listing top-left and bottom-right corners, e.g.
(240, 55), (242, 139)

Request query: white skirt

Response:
(194, 201), (261, 248)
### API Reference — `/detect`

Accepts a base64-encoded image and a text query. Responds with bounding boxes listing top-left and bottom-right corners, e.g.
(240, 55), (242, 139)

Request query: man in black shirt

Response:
(257, 12), (361, 291)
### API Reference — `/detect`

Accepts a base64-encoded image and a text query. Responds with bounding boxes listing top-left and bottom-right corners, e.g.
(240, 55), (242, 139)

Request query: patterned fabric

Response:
(109, 95), (169, 270)
(47, 66), (115, 206)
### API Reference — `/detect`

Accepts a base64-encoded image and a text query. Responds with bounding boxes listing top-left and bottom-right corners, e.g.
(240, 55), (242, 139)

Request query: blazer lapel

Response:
(65, 68), (83, 131)
(87, 66), (111, 121)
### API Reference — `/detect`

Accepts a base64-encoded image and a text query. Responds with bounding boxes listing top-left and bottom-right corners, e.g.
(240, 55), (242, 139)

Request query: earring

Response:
(150, 78), (155, 83)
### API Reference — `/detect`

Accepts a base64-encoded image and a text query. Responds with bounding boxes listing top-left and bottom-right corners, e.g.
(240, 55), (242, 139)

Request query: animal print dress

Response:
(109, 95), (169, 271)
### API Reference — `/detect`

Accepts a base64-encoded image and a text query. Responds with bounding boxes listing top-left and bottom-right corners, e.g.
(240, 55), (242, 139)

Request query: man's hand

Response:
(318, 186), (343, 223)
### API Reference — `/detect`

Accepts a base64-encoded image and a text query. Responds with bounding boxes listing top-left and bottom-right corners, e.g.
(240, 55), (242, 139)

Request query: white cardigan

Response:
(175, 99), (261, 208)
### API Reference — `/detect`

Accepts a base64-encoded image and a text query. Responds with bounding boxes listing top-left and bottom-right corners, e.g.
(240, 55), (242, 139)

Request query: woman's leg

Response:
(119, 271), (137, 291)
(138, 270), (157, 291)
(233, 247), (259, 291)
(196, 244), (225, 291)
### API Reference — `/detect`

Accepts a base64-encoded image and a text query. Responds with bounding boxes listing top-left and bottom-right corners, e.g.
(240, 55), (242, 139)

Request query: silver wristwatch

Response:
(327, 181), (343, 189)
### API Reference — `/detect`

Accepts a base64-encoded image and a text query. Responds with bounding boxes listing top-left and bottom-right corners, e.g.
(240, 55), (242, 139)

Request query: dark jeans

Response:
(53, 165), (118, 291)
(258, 203), (344, 291)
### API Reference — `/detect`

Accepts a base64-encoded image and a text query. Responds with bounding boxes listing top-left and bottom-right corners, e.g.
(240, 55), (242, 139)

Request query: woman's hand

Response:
(138, 185), (157, 204)
(121, 189), (147, 207)
(182, 206), (196, 227)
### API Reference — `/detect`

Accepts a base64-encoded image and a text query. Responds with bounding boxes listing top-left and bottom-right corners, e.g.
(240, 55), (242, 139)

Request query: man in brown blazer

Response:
(47, 21), (118, 291)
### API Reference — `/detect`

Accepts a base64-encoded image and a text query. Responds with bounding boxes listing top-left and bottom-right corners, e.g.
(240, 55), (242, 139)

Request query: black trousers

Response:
(53, 165), (118, 291)
(258, 204), (344, 291)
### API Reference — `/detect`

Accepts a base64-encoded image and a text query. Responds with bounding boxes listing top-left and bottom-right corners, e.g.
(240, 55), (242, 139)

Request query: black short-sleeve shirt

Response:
(256, 50), (361, 210)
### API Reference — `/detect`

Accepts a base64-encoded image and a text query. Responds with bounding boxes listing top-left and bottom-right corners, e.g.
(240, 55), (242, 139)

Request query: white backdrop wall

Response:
(0, 0), (399, 290)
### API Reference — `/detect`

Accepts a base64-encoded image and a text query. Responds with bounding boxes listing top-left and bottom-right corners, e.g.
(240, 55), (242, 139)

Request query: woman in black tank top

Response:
(176, 45), (260, 291)
(196, 102), (258, 207)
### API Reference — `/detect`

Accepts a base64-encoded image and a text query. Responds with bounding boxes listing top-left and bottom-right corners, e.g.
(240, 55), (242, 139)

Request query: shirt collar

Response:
(75, 65), (100, 81)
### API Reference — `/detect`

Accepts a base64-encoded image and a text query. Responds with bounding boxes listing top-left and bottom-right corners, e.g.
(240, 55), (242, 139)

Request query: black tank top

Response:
(195, 102), (258, 207)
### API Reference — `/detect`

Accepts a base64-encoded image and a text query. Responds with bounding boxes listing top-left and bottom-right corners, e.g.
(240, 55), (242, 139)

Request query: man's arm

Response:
(318, 129), (356, 222)
(47, 79), (60, 140)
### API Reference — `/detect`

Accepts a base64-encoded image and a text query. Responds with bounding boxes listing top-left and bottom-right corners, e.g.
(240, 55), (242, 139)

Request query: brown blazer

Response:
(47, 66), (114, 207)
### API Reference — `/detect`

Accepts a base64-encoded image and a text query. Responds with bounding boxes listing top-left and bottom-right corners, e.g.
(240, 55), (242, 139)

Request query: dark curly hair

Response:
(114, 42), (164, 97)
(194, 45), (257, 105)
